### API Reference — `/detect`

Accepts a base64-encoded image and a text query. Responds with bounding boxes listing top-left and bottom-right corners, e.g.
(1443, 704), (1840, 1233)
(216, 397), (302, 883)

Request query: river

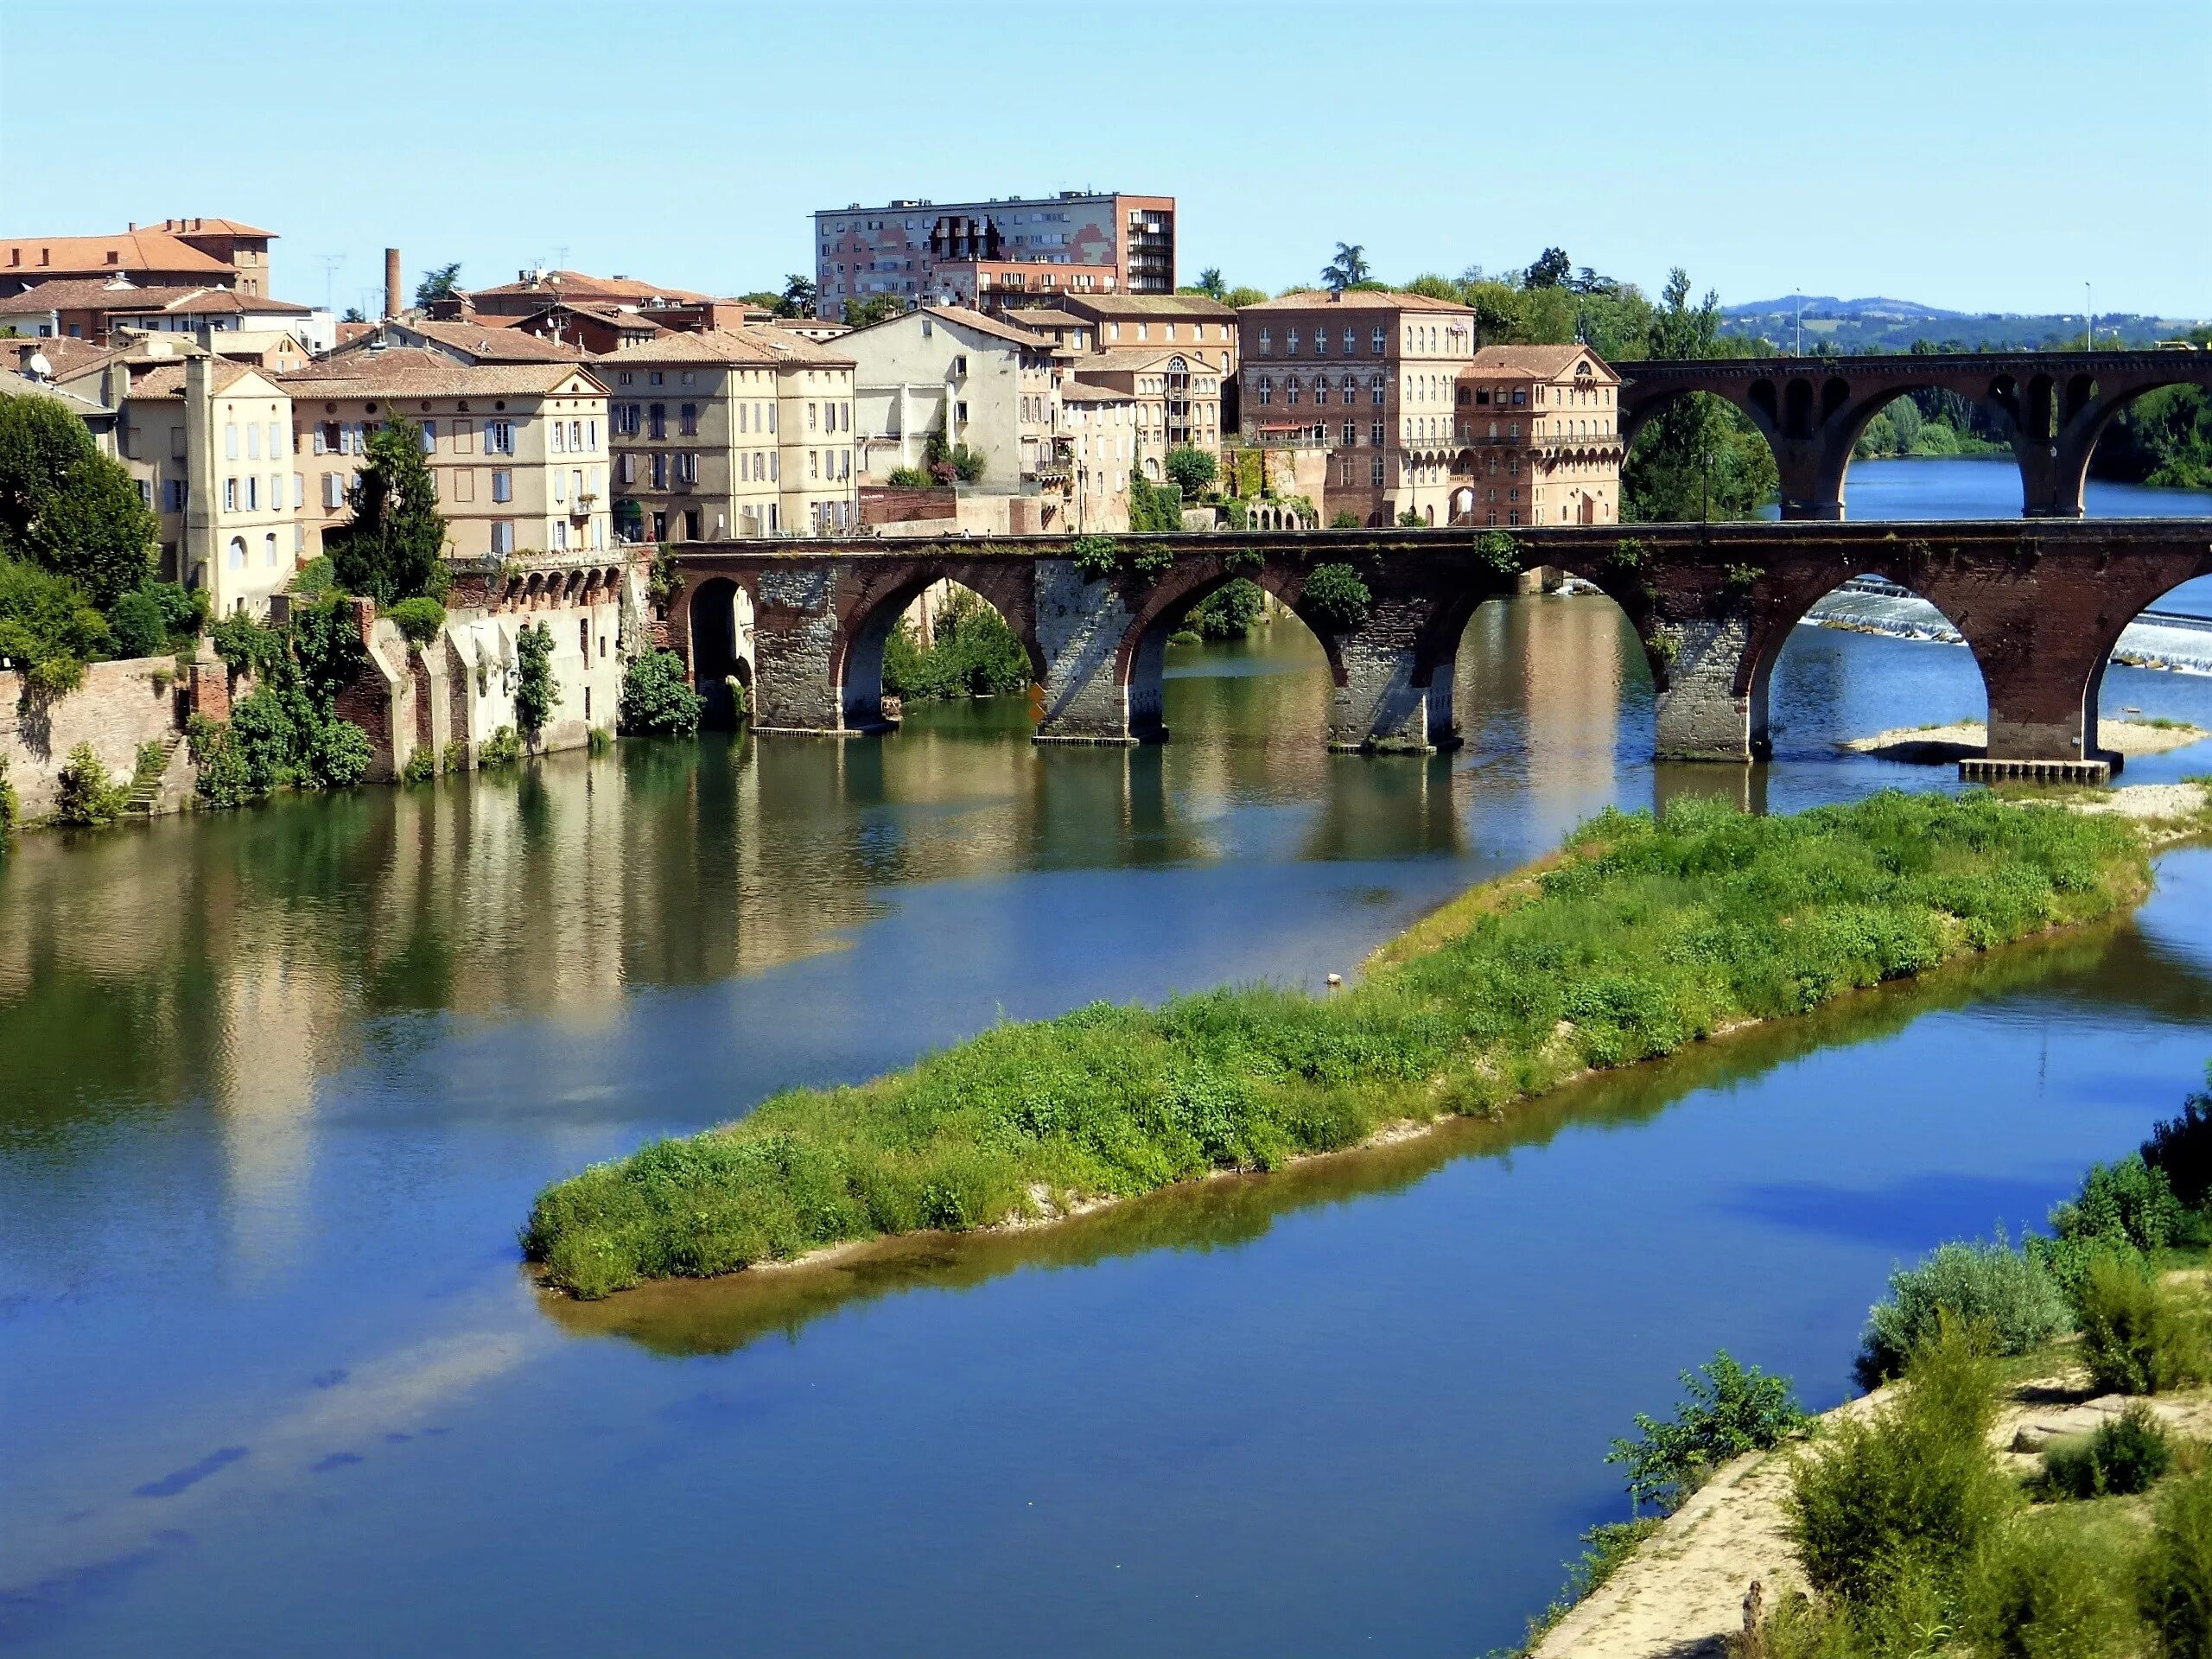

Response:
(3, 461), (2209, 1654)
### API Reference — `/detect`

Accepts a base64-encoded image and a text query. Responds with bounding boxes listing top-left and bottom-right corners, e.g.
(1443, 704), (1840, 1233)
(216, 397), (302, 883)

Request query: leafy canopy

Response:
(327, 416), (448, 606)
(0, 392), (156, 607)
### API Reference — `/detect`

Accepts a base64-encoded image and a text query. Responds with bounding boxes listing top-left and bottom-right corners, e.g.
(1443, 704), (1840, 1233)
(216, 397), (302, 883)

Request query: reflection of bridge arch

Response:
(1111, 561), (1344, 744)
(1618, 351), (2212, 521)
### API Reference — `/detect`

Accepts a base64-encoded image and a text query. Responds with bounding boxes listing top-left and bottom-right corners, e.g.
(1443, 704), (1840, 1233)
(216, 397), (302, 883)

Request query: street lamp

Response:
(2083, 282), (2094, 351)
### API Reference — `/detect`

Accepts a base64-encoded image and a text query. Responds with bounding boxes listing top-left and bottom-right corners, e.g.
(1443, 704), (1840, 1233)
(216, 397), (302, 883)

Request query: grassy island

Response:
(526, 791), (2155, 1299)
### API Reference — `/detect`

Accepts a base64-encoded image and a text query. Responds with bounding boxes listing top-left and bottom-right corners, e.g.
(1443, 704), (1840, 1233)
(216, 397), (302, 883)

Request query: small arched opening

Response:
(2083, 569), (2212, 779)
(688, 575), (755, 728)
(1430, 571), (1654, 772)
(836, 573), (1042, 734)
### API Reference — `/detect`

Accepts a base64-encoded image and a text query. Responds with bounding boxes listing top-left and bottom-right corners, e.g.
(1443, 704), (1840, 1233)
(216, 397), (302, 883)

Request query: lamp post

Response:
(2083, 282), (2094, 351)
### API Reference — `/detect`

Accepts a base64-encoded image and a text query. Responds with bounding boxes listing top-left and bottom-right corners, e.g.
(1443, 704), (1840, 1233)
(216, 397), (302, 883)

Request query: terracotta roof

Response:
(125, 360), (268, 399)
(1001, 307), (1088, 330)
(385, 318), (588, 363)
(1082, 346), (1224, 373)
(280, 350), (607, 398)
(1465, 344), (1620, 382)
(1241, 289), (1473, 314)
(0, 231), (234, 280)
(161, 289), (313, 316)
(10, 334), (122, 380)
(334, 321), (376, 346)
(1059, 379), (1136, 404)
(0, 277), (212, 312)
(1055, 293), (1234, 319)
(593, 325), (854, 369)
(886, 304), (1064, 353)
(464, 269), (712, 305)
(148, 218), (276, 238)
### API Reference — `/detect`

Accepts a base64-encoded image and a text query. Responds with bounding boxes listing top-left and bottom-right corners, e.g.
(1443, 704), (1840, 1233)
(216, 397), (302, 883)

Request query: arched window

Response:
(227, 536), (245, 570)
(264, 532), (277, 567)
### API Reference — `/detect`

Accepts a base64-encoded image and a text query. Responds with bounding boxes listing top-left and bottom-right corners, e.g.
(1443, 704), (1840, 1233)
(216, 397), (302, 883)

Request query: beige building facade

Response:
(846, 306), (1069, 493)
(1452, 346), (1625, 527)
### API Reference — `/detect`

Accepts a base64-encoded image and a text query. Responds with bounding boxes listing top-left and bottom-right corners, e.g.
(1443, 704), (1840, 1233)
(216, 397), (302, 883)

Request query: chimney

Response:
(384, 248), (401, 320)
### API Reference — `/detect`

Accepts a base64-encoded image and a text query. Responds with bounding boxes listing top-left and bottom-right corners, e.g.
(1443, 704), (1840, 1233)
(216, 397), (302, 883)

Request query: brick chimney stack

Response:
(384, 248), (402, 319)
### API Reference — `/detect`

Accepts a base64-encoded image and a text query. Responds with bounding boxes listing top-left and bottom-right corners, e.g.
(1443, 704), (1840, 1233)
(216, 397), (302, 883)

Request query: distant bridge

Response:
(665, 519), (2212, 780)
(1614, 350), (2212, 520)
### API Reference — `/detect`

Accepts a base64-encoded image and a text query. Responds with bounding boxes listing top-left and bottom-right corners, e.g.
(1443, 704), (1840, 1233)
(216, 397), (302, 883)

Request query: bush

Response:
(1606, 1350), (1808, 1514)
(1300, 562), (1370, 631)
(186, 715), (250, 808)
(619, 649), (705, 737)
(52, 742), (126, 826)
(1329, 510), (1362, 529)
(400, 747), (436, 785)
(514, 620), (558, 743)
(886, 465), (934, 489)
(2141, 1465), (2212, 1657)
(1070, 536), (1118, 581)
(1859, 1232), (2072, 1384)
(387, 596), (447, 648)
(2053, 1154), (2186, 1255)
(108, 588), (167, 659)
(2040, 1400), (2173, 1499)
(883, 594), (1032, 702)
(209, 612), (283, 679)
(2145, 1070), (2212, 1213)
(480, 725), (522, 766)
(0, 553), (108, 690)
(1963, 1511), (2144, 1659)
(0, 753), (16, 836)
(1165, 446), (1217, 497)
(287, 556), (337, 601)
(1128, 476), (1185, 533)
(440, 738), (469, 774)
(1788, 1316), (2016, 1605)
(588, 725), (613, 755)
(1475, 529), (1522, 577)
(2072, 1250), (2208, 1395)
(1187, 578), (1265, 640)
(950, 443), (987, 484)
(1396, 510), (1426, 527)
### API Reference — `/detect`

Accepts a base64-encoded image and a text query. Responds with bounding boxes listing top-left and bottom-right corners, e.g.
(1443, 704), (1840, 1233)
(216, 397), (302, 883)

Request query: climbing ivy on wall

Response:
(515, 621), (559, 746)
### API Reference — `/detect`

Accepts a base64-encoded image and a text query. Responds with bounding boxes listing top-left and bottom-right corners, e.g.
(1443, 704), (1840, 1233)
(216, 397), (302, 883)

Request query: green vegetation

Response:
(186, 596), (373, 808)
(2041, 1400), (2173, 1500)
(524, 790), (2149, 1299)
(51, 741), (126, 827)
(1185, 578), (1264, 640)
(842, 294), (902, 330)
(885, 465), (933, 489)
(413, 261), (462, 307)
(1300, 563), (1370, 632)
(1622, 272), (1779, 522)
(327, 416), (449, 607)
(514, 620), (557, 746)
(883, 589), (1032, 702)
(1128, 475), (1185, 533)
(1607, 1351), (1808, 1514)
(386, 596), (447, 647)
(0, 393), (156, 608)
(920, 418), (986, 486)
(479, 725), (522, 767)
(400, 747), (436, 785)
(0, 754), (16, 838)
(1165, 446), (1217, 497)
(1853, 391), (2010, 461)
(1474, 530), (1522, 578)
(2095, 329), (2212, 491)
(0, 554), (109, 691)
(1329, 510), (1362, 529)
(1859, 1231), (2071, 1383)
(618, 649), (705, 736)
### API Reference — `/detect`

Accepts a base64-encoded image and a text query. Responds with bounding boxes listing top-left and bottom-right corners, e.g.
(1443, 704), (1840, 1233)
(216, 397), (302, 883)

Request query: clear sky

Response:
(5, 0), (2206, 319)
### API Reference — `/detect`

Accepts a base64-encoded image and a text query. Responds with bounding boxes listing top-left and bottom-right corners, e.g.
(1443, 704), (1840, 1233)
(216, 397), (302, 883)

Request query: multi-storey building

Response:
(596, 327), (859, 540)
(1006, 293), (1236, 373)
(0, 217), (276, 297)
(814, 192), (1174, 321)
(1236, 289), (1477, 526)
(1452, 346), (1625, 527)
(0, 275), (321, 346)
(1058, 380), (1137, 531)
(846, 306), (1070, 493)
(1070, 349), (1225, 480)
(454, 268), (712, 320)
(282, 349), (613, 560)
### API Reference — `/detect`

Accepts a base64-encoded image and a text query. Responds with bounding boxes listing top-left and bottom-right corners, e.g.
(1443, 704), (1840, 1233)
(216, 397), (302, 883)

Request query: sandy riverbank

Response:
(1845, 716), (2207, 766)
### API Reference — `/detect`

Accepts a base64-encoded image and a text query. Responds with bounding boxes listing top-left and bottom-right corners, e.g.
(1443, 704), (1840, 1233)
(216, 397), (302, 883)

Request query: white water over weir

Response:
(1802, 576), (2212, 676)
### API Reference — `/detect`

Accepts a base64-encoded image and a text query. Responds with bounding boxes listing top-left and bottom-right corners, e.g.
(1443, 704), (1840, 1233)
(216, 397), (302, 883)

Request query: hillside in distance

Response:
(1720, 294), (2208, 353)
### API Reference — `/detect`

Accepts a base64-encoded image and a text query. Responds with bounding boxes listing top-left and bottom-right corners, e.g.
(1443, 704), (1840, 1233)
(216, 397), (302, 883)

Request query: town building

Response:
(3, 345), (121, 454)
(0, 274), (323, 348)
(1236, 289), (1478, 526)
(0, 217), (276, 297)
(281, 350), (613, 561)
(1058, 380), (1137, 531)
(814, 192), (1174, 321)
(1452, 345), (1625, 526)
(328, 316), (592, 367)
(594, 327), (859, 541)
(845, 305), (1069, 493)
(454, 268), (712, 320)
(1007, 293), (1236, 373)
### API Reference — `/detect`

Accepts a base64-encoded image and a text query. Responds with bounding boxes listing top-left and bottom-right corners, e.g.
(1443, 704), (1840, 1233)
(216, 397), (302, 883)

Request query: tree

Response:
(327, 416), (448, 605)
(514, 620), (558, 745)
(779, 274), (818, 318)
(619, 649), (705, 735)
(1191, 268), (1227, 302)
(0, 394), (156, 608)
(1165, 446), (1217, 497)
(414, 262), (462, 308)
(1524, 246), (1573, 289)
(1622, 270), (1779, 522)
(1322, 243), (1371, 294)
(340, 306), (365, 324)
(842, 294), (903, 329)
(1222, 286), (1270, 308)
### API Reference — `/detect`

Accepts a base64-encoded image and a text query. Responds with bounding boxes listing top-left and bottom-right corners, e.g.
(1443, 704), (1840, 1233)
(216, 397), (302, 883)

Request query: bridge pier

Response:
(1651, 614), (1763, 761)
(1033, 559), (1149, 744)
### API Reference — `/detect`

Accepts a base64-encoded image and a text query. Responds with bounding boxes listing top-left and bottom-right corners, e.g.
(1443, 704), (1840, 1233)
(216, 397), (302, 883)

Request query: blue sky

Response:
(6, 0), (2206, 319)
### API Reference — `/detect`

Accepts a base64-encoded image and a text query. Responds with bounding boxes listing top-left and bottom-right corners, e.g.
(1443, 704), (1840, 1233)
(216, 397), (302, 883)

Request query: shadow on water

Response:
(542, 907), (2190, 1360)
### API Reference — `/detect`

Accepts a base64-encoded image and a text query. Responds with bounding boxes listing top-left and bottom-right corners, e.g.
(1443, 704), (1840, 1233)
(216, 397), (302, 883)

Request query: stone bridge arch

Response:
(827, 561), (1044, 734)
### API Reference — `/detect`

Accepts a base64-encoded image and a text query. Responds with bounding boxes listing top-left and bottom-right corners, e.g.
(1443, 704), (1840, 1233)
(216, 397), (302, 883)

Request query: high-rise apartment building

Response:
(814, 192), (1173, 321)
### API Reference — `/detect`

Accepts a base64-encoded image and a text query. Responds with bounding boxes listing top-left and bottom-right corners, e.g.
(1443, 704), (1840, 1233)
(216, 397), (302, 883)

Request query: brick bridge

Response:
(668, 521), (2211, 778)
(1615, 351), (2212, 521)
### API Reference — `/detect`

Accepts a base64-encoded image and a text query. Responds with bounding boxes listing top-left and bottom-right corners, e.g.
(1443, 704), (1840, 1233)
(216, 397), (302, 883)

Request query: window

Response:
(552, 520), (568, 550)
(678, 404), (698, 436)
(1341, 423), (1356, 447)
(1256, 377), (1271, 406)
(264, 532), (278, 568)
(168, 479), (188, 512)
(1372, 327), (1386, 353)
(648, 372), (664, 386)
(419, 421), (435, 454)
(1313, 380), (1328, 406)
(1285, 377), (1300, 407)
(1511, 389), (1526, 406)
(1370, 421), (1385, 447)
(224, 478), (238, 511)
(647, 404), (665, 440)
(1286, 330), (1299, 355)
(681, 371), (695, 388)
(227, 535), (245, 569)
(809, 450), (819, 480)
(551, 421), (565, 454)
(1508, 510), (1520, 525)
(1371, 374), (1386, 406)
(225, 423), (238, 460)
(492, 469), (512, 502)
(1370, 457), (1385, 486)
(1258, 328), (1272, 357)
(651, 453), (667, 489)
(486, 421), (515, 454)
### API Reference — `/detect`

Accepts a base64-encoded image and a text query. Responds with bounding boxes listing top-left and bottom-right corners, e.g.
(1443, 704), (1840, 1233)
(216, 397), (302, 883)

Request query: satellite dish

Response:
(25, 351), (51, 380)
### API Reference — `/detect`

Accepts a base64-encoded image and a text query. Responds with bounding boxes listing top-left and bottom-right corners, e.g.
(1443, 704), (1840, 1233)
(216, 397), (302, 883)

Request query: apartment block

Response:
(282, 350), (613, 560)
(1453, 346), (1624, 527)
(845, 306), (1069, 493)
(0, 217), (275, 297)
(0, 274), (320, 346)
(814, 192), (1174, 321)
(1236, 289), (1477, 526)
(1058, 380), (1137, 531)
(596, 327), (859, 540)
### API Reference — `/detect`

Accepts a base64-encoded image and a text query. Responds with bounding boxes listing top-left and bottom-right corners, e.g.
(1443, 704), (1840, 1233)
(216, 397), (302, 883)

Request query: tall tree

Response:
(1524, 246), (1573, 289)
(328, 417), (448, 604)
(1192, 267), (1227, 302)
(779, 274), (818, 318)
(414, 262), (462, 307)
(1321, 243), (1370, 294)
(0, 393), (156, 607)
(842, 294), (903, 329)
(1623, 270), (1777, 521)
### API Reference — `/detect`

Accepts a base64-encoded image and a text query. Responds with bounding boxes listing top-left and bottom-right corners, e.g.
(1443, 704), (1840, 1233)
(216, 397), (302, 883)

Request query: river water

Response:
(3, 461), (2209, 1655)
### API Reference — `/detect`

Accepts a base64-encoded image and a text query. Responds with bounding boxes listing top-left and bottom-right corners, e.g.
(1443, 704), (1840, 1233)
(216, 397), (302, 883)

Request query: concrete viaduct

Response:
(666, 520), (2211, 779)
(1615, 350), (2212, 521)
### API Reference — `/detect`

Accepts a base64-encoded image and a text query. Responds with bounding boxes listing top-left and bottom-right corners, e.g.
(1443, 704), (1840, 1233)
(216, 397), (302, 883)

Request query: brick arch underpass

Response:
(1615, 351), (2212, 522)
(665, 518), (2212, 779)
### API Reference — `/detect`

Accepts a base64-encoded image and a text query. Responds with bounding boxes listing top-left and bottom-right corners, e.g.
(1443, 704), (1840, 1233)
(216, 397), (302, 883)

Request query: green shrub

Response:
(387, 596), (447, 648)
(886, 465), (934, 489)
(401, 747), (436, 785)
(52, 742), (126, 826)
(514, 620), (558, 743)
(2141, 1465), (2212, 1657)
(1128, 475), (1185, 533)
(883, 594), (1033, 702)
(287, 556), (337, 601)
(1167, 628), (1202, 647)
(209, 612), (283, 678)
(1187, 578), (1265, 640)
(480, 725), (522, 766)
(588, 725), (613, 755)
(108, 588), (167, 658)
(619, 649), (704, 736)
(0, 753), (16, 836)
(1475, 529), (1522, 577)
(186, 715), (250, 808)
(1220, 496), (1249, 530)
(1165, 446), (1217, 496)
(1859, 1232), (2071, 1384)
(1606, 1350), (1808, 1513)
(1070, 536), (1118, 581)
(950, 442), (987, 484)
(440, 738), (469, 774)
(2073, 1250), (2208, 1395)
(1516, 1517), (1663, 1649)
(0, 553), (108, 690)
(1963, 1510), (2143, 1659)
(1788, 1316), (2016, 1606)
(1301, 562), (1370, 631)
(2145, 1070), (2212, 1213)
(2054, 1154), (2186, 1255)
(1608, 537), (1652, 573)
(2040, 1400), (2173, 1499)
(1329, 510), (1362, 529)
(1396, 510), (1426, 527)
